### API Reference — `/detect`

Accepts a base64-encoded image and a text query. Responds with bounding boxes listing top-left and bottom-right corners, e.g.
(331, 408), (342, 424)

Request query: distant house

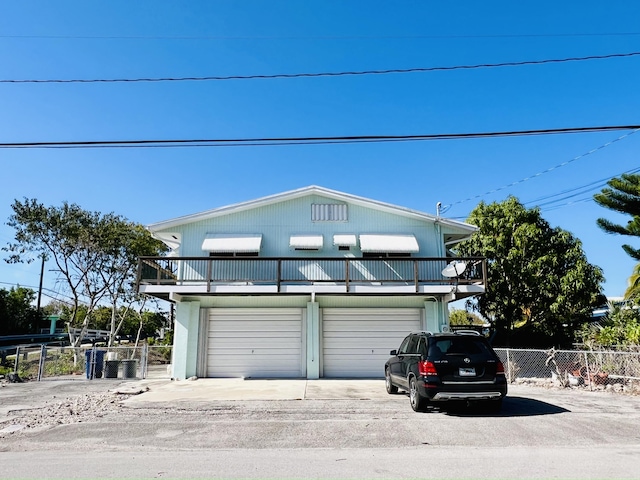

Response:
(137, 186), (486, 380)
(591, 297), (629, 321)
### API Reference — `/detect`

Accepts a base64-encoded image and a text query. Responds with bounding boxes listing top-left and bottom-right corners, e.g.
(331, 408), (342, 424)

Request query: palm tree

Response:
(624, 263), (640, 302)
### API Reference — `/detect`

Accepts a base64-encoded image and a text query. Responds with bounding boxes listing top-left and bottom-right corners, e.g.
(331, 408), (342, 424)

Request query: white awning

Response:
(359, 234), (419, 253)
(290, 234), (323, 250)
(202, 234), (263, 253)
(333, 234), (357, 247)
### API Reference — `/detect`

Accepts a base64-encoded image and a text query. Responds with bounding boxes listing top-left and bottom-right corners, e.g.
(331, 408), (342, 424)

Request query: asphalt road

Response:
(1, 378), (639, 479)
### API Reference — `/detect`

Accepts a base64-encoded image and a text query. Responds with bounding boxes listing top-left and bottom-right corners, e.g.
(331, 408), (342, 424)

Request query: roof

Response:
(148, 185), (476, 233)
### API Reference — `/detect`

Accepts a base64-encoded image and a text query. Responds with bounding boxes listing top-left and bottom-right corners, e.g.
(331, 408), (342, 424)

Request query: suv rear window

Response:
(429, 337), (493, 358)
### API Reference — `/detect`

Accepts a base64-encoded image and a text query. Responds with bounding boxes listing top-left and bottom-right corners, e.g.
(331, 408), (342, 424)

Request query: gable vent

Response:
(312, 204), (348, 222)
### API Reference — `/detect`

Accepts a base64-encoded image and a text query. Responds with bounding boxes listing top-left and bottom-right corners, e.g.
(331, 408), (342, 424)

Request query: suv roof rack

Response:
(453, 329), (482, 336)
(410, 330), (434, 336)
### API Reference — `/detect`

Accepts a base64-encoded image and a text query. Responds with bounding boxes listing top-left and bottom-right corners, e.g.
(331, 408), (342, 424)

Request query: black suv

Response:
(384, 331), (507, 412)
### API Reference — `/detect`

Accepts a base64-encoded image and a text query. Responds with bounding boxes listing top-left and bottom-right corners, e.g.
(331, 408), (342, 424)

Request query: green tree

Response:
(594, 174), (640, 305)
(98, 222), (167, 346)
(449, 308), (485, 326)
(623, 263), (640, 302)
(579, 300), (640, 348)
(3, 198), (166, 353)
(0, 286), (42, 336)
(456, 197), (605, 347)
(91, 305), (167, 339)
(594, 173), (640, 261)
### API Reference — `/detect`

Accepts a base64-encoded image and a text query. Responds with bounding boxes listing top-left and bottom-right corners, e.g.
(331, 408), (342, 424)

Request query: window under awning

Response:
(359, 234), (419, 253)
(202, 234), (263, 253)
(333, 234), (357, 247)
(290, 234), (324, 250)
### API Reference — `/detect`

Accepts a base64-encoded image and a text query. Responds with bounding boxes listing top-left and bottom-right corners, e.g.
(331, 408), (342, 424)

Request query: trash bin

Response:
(121, 359), (138, 379)
(105, 360), (120, 379)
(85, 350), (106, 379)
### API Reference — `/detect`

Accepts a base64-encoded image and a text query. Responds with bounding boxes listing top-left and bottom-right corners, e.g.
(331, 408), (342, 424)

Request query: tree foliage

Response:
(449, 308), (485, 326)
(0, 286), (42, 336)
(594, 173), (640, 261)
(85, 306), (167, 339)
(455, 197), (605, 347)
(41, 302), (169, 339)
(3, 198), (167, 348)
(579, 301), (640, 348)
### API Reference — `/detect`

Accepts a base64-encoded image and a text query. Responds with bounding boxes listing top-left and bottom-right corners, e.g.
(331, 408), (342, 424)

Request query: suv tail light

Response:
(496, 360), (505, 374)
(418, 360), (438, 376)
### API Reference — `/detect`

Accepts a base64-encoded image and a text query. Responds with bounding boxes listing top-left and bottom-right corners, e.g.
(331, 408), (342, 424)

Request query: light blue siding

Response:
(155, 188), (470, 379)
(155, 194), (465, 258)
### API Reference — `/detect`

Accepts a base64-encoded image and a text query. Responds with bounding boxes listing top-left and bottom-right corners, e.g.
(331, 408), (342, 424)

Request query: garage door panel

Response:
(211, 322), (301, 332)
(324, 324), (418, 333)
(209, 348), (300, 356)
(208, 356), (301, 367)
(209, 336), (300, 346)
(322, 308), (421, 378)
(323, 348), (394, 355)
(207, 308), (303, 378)
(323, 343), (404, 351)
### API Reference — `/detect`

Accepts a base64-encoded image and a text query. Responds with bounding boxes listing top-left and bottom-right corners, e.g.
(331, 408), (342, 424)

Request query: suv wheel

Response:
(385, 368), (398, 394)
(409, 376), (427, 412)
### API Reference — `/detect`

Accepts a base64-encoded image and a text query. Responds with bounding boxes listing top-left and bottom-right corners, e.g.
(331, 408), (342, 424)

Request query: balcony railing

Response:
(136, 256), (486, 294)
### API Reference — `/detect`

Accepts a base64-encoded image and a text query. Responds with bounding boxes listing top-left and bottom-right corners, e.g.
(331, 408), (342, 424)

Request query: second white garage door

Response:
(207, 308), (304, 378)
(322, 308), (421, 378)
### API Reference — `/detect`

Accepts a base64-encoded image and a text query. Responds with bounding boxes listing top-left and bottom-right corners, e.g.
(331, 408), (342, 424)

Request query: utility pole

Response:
(36, 253), (45, 311)
(35, 253), (46, 334)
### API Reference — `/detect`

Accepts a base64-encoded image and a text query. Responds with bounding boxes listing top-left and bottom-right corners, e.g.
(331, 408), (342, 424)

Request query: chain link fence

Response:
(6, 344), (172, 381)
(495, 348), (640, 394)
(4, 345), (640, 395)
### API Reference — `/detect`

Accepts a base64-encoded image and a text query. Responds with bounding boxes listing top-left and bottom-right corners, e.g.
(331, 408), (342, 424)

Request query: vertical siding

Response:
(154, 194), (456, 258)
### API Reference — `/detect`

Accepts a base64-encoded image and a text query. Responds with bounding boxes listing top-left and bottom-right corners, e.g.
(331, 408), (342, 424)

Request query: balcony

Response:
(136, 256), (487, 300)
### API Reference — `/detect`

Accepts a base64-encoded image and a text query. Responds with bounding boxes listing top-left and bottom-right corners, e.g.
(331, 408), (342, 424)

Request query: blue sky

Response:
(1, 1), (639, 303)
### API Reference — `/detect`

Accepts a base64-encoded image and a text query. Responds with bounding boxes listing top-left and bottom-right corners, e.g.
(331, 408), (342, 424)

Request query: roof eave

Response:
(148, 185), (476, 233)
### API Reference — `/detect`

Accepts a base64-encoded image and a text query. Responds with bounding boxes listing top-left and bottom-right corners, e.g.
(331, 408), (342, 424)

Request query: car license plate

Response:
(459, 367), (476, 376)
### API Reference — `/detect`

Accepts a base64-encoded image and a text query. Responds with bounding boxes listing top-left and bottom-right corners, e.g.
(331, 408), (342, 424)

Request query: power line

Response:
(524, 166), (640, 208)
(0, 281), (76, 305)
(446, 165), (640, 220)
(441, 128), (640, 212)
(2, 51), (639, 84)
(523, 168), (640, 212)
(1, 125), (639, 150)
(2, 33), (640, 41)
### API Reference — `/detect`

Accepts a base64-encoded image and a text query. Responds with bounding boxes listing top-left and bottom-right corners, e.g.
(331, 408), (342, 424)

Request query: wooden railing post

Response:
(136, 256), (488, 295)
(345, 259), (350, 292)
(277, 259), (282, 292)
(135, 259), (143, 289)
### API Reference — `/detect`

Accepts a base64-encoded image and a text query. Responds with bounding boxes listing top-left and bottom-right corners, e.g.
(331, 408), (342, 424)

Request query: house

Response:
(136, 186), (486, 380)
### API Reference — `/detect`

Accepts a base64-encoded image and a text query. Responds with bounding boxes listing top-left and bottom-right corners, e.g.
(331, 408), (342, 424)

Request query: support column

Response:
(172, 300), (201, 380)
(424, 298), (446, 333)
(306, 301), (320, 379)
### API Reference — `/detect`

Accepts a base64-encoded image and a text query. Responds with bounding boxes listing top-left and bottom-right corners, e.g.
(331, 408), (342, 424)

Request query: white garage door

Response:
(207, 308), (304, 378)
(322, 308), (421, 378)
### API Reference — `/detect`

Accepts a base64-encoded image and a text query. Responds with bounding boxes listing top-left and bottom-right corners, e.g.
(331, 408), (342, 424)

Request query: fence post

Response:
(90, 346), (96, 380)
(506, 348), (512, 383)
(37, 345), (46, 381)
(584, 351), (593, 391)
(13, 346), (20, 374)
(142, 343), (148, 379)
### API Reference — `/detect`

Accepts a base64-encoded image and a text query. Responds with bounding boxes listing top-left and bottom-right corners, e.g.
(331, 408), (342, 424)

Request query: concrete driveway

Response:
(123, 378), (386, 404)
(2, 377), (640, 478)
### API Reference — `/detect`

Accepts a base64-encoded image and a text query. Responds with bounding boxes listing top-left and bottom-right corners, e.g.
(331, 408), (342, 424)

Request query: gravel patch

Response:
(0, 392), (127, 436)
